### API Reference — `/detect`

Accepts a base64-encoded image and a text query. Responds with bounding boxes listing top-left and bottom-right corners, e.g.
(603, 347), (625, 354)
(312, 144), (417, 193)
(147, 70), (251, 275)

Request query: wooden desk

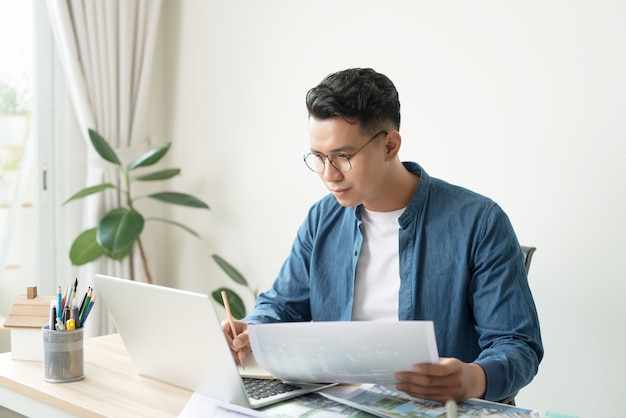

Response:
(0, 333), (192, 417)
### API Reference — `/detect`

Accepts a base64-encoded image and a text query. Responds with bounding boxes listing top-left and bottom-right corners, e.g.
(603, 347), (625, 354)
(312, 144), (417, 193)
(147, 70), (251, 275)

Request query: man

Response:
(222, 68), (543, 404)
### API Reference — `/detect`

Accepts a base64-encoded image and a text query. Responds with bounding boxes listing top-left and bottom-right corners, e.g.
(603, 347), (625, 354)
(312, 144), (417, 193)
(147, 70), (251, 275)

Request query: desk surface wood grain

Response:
(0, 333), (192, 417)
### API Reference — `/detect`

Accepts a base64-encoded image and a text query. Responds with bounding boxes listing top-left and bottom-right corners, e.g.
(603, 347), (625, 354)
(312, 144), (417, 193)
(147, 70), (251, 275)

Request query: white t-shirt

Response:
(351, 207), (405, 321)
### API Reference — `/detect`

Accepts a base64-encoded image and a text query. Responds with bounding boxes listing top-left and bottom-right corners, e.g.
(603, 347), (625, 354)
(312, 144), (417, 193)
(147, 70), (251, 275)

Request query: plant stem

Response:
(123, 167), (153, 284)
(124, 169), (134, 210)
(136, 236), (153, 284)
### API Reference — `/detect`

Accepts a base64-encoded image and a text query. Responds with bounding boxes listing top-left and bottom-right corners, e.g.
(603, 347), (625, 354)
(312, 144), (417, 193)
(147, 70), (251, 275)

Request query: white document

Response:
(318, 384), (543, 418)
(178, 392), (265, 418)
(247, 321), (439, 384)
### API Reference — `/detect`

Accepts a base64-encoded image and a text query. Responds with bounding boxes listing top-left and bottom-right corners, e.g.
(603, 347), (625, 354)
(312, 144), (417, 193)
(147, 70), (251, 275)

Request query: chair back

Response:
(521, 246), (536, 273)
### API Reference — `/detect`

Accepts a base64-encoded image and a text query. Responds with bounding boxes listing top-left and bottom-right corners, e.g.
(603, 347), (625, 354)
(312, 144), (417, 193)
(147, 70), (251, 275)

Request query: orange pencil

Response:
(221, 290), (245, 369)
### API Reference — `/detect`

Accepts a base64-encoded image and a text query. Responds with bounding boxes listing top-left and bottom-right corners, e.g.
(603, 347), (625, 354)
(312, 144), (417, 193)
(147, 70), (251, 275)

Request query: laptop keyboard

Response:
(243, 377), (303, 400)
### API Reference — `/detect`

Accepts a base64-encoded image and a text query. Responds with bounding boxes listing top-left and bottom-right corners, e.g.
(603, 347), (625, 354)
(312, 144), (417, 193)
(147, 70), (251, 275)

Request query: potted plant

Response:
(0, 79), (31, 115)
(64, 129), (255, 317)
(1, 80), (30, 205)
(0, 154), (21, 204)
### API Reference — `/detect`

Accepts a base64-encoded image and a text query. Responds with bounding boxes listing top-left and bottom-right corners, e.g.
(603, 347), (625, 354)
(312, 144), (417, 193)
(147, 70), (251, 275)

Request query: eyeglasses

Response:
(303, 130), (388, 173)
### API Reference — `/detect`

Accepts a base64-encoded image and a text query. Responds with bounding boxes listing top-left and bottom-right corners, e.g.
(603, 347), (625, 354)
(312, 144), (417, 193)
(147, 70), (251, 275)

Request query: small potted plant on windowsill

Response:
(0, 80), (30, 205)
(0, 154), (21, 205)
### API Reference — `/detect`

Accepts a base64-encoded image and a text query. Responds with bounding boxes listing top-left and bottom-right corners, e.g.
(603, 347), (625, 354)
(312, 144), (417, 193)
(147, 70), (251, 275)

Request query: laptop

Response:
(93, 274), (334, 409)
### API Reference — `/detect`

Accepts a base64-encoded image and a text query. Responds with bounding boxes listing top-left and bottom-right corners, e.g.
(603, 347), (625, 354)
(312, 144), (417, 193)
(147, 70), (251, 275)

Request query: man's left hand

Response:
(394, 357), (486, 403)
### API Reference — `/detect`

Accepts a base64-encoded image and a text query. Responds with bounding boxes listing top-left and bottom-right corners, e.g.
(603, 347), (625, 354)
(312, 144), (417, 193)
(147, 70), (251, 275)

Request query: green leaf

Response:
(132, 168), (180, 181)
(89, 129), (121, 166)
(212, 254), (249, 287)
(211, 287), (246, 320)
(148, 217), (200, 237)
(147, 192), (210, 209)
(127, 142), (171, 170)
(106, 241), (135, 261)
(69, 228), (106, 265)
(96, 208), (144, 253)
(63, 183), (117, 205)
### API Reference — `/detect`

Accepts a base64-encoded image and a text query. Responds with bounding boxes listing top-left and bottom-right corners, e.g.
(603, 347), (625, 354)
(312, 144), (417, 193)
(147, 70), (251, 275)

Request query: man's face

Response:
(308, 117), (388, 208)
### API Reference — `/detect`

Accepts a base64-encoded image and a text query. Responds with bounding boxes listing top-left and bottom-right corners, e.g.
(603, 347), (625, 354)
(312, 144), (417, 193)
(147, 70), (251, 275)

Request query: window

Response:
(0, 0), (60, 320)
(0, 0), (35, 317)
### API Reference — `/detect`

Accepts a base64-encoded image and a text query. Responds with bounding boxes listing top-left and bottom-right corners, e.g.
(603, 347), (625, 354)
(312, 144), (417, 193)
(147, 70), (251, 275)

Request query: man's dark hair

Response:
(305, 68), (401, 133)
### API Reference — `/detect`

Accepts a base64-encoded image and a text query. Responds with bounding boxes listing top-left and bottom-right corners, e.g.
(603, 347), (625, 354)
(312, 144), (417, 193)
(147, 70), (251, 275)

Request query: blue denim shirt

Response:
(245, 162), (543, 402)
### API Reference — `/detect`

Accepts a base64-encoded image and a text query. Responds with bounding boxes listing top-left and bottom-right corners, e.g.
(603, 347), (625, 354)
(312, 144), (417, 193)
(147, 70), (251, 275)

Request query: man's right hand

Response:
(221, 319), (251, 364)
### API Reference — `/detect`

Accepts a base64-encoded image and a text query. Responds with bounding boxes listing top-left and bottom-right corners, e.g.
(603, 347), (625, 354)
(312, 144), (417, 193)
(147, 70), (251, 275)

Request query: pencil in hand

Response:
(221, 290), (245, 369)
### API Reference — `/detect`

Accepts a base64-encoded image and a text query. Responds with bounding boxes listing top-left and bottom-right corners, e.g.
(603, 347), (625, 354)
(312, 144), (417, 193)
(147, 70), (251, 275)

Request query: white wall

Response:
(153, 1), (626, 416)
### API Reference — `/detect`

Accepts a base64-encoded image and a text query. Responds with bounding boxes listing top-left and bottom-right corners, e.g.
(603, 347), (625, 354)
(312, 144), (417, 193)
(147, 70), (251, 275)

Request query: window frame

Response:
(34, 0), (55, 295)
(34, 1), (82, 295)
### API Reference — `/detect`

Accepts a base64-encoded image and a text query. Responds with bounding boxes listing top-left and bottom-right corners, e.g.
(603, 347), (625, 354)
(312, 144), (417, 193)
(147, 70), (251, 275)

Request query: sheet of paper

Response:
(319, 384), (543, 418)
(178, 392), (265, 418)
(247, 321), (439, 384)
(259, 391), (380, 418)
(236, 352), (275, 379)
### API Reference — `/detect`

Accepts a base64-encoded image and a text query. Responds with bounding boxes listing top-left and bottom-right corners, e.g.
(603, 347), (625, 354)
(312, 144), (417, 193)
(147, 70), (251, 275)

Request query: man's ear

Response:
(385, 130), (402, 159)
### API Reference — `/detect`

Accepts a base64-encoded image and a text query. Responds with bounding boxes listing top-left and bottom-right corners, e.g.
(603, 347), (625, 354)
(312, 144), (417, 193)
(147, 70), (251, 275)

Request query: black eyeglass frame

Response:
(303, 130), (388, 173)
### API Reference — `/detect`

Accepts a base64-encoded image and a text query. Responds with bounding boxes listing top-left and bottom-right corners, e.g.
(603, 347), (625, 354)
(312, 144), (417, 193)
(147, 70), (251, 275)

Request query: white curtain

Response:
(46, 0), (162, 336)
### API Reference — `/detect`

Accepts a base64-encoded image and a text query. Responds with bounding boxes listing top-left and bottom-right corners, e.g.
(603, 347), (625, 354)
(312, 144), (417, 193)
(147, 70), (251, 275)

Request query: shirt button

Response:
(353, 250), (357, 256)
